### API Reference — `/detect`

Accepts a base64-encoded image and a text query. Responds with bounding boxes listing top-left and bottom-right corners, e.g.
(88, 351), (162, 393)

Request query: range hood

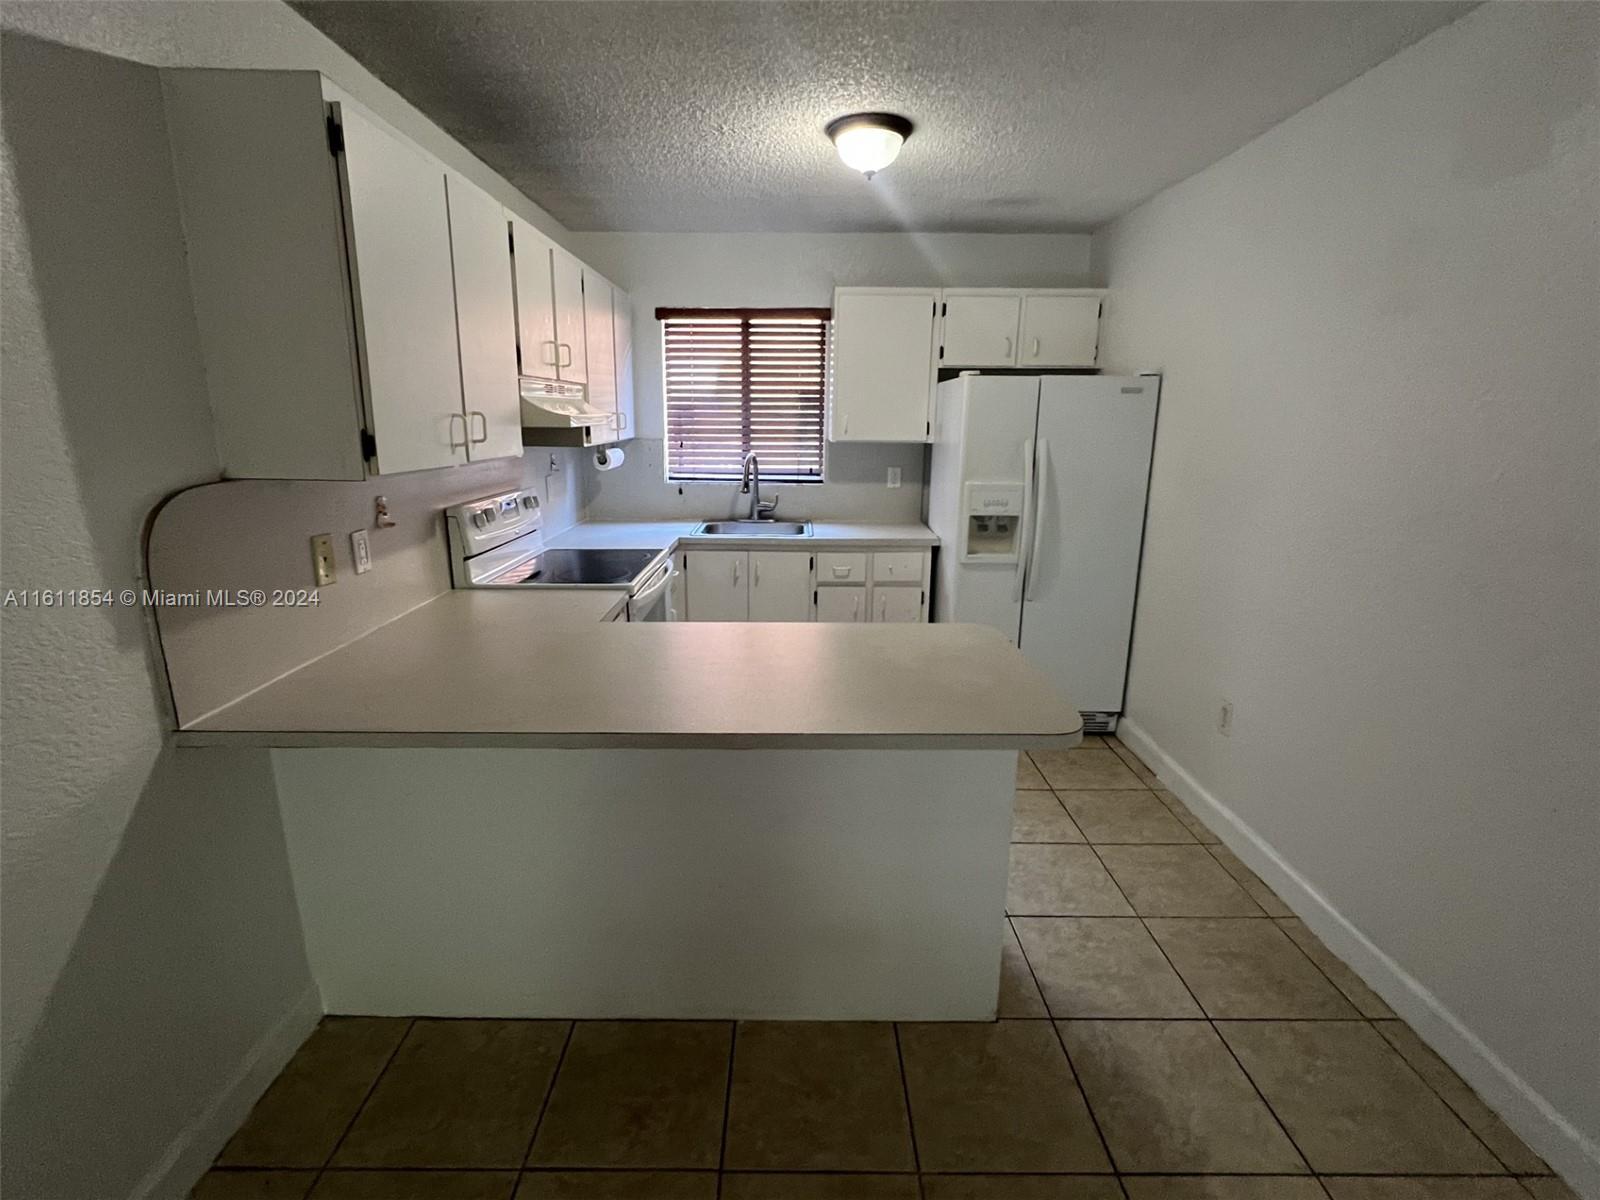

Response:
(519, 377), (617, 448)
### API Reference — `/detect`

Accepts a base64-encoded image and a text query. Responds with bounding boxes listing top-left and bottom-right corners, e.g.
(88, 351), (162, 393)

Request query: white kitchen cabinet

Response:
(583, 272), (618, 432)
(510, 215), (559, 376)
(445, 173), (521, 462)
(612, 288), (636, 440)
(683, 551), (749, 621)
(815, 586), (866, 623)
(749, 551), (814, 622)
(830, 288), (938, 443)
(940, 292), (1023, 368)
(335, 103), (467, 474)
(1019, 293), (1102, 367)
(552, 248), (588, 384)
(873, 586), (926, 624)
(161, 70), (527, 478)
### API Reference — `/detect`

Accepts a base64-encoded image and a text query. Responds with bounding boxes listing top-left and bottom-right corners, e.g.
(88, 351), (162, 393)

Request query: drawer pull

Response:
(832, 565), (852, 578)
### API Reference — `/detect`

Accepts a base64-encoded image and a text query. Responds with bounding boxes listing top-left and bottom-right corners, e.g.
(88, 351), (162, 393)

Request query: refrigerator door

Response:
(1021, 376), (1158, 714)
(927, 375), (1041, 643)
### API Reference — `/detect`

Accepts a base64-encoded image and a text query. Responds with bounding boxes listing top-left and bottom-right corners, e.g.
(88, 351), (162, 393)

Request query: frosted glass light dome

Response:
(825, 113), (914, 179)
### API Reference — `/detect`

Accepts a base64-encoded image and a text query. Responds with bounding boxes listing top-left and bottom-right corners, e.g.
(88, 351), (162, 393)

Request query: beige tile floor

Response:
(195, 739), (1573, 1200)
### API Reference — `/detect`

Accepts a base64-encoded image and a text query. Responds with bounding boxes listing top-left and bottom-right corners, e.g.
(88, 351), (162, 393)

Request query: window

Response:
(658, 307), (829, 482)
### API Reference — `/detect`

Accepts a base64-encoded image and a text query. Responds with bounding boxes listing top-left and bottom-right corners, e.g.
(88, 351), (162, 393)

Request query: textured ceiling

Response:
(291, 1), (1474, 233)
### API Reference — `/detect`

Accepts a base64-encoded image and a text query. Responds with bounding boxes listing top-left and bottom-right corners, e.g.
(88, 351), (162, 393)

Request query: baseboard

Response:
(132, 983), (322, 1200)
(1116, 717), (1600, 1200)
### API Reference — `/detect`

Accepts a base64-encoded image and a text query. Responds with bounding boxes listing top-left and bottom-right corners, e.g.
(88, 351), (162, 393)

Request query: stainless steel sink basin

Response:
(696, 520), (812, 537)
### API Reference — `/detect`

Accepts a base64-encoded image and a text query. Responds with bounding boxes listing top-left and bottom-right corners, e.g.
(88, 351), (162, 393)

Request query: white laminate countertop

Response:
(176, 590), (1080, 750)
(545, 520), (938, 553)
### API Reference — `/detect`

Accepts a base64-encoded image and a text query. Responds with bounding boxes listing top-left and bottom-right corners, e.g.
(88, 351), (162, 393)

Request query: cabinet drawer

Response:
(872, 551), (925, 584)
(816, 552), (868, 583)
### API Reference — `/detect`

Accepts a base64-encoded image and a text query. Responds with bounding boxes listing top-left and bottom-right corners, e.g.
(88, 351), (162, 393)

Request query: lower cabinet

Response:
(815, 586), (866, 623)
(683, 546), (929, 622)
(682, 550), (749, 620)
(874, 587), (925, 623)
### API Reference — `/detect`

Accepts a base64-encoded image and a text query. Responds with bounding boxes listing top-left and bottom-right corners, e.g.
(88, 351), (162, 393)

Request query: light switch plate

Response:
(310, 534), (336, 586)
(887, 467), (902, 489)
(350, 529), (372, 575)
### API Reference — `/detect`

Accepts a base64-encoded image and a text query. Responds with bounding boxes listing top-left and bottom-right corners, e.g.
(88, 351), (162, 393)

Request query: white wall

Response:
(0, 4), (587, 1197)
(570, 232), (1091, 522)
(1092, 3), (1599, 1191)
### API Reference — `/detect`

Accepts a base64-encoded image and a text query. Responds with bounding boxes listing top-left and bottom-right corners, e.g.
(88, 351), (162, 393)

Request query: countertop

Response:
(176, 590), (1080, 750)
(545, 520), (938, 553)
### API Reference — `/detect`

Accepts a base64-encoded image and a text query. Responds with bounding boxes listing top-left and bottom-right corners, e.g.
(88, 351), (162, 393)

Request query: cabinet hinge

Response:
(925, 420), (931, 436)
(941, 302), (947, 317)
(809, 556), (815, 571)
(359, 429), (377, 460)
(326, 115), (345, 155)
(938, 345), (944, 360)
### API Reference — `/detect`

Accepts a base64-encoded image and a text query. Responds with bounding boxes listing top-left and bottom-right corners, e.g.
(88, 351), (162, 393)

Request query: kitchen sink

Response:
(695, 520), (813, 537)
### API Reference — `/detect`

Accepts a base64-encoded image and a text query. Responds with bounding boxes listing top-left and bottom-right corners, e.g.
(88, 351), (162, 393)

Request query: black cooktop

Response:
(499, 548), (659, 586)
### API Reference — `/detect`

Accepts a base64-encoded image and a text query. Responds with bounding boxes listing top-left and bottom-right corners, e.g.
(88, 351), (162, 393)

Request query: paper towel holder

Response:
(594, 446), (625, 471)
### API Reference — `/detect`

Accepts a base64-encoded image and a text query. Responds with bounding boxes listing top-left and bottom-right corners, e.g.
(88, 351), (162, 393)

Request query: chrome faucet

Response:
(739, 451), (778, 521)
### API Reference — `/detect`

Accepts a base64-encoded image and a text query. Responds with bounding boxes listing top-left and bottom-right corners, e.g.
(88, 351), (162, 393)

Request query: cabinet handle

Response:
(618, 412), (628, 431)
(754, 559), (761, 587)
(1003, 336), (1013, 359)
(1031, 337), (1041, 358)
(448, 412), (469, 451)
(853, 593), (861, 620)
(832, 565), (851, 579)
(542, 339), (559, 365)
(878, 593), (887, 620)
(733, 558), (741, 585)
(842, 414), (850, 435)
(469, 410), (488, 444)
(557, 342), (573, 368)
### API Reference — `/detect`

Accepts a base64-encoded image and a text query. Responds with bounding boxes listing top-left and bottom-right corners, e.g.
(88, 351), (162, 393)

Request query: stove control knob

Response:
(472, 511), (489, 529)
(522, 495), (538, 510)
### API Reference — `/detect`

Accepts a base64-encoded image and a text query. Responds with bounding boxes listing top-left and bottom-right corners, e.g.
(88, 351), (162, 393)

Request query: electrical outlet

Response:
(310, 534), (336, 586)
(1218, 699), (1233, 737)
(887, 466), (902, 489)
(350, 529), (372, 575)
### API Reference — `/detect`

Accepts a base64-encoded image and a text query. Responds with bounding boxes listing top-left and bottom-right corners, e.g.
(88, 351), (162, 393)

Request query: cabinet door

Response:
(683, 551), (748, 620)
(873, 587), (925, 623)
(445, 174), (521, 461)
(612, 287), (636, 439)
(583, 272), (618, 432)
(336, 104), (465, 473)
(941, 292), (1022, 367)
(510, 215), (558, 376)
(552, 247), (587, 383)
(831, 288), (937, 443)
(748, 551), (814, 622)
(815, 587), (866, 623)
(1020, 294), (1101, 367)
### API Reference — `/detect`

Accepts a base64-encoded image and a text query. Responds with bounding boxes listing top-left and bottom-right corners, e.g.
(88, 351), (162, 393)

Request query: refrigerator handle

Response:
(1012, 437), (1035, 602)
(1025, 438), (1050, 602)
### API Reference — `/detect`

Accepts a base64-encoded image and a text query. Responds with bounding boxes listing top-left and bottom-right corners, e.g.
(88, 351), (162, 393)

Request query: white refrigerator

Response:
(926, 373), (1159, 731)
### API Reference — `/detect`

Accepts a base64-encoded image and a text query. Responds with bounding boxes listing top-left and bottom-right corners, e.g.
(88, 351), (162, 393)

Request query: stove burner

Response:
(512, 548), (659, 587)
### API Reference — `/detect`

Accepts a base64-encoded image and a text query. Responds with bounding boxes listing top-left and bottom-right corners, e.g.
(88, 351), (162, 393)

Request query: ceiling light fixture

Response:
(825, 112), (913, 179)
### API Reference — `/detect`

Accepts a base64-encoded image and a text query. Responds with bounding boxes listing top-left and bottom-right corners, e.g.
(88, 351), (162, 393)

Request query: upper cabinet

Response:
(1019, 293), (1102, 367)
(830, 287), (939, 443)
(612, 291), (636, 440)
(444, 172), (522, 462)
(941, 289), (1103, 370)
(582, 272), (618, 425)
(829, 286), (1105, 443)
(162, 70), (526, 478)
(940, 291), (1022, 368)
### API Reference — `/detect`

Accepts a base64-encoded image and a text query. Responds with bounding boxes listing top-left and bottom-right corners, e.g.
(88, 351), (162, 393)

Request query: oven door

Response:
(626, 559), (677, 622)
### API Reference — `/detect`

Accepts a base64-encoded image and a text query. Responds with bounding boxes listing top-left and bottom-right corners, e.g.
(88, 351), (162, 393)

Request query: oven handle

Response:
(630, 561), (674, 613)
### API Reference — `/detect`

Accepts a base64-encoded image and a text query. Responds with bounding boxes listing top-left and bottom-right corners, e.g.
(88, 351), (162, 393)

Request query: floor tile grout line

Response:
(1361, 1013), (1529, 1175)
(714, 1021), (737, 1198)
(891, 1022), (926, 1193)
(519, 1018), (576, 1170)
(312, 1016), (416, 1187)
(1009, 914), (1123, 1176)
(1088, 839), (1317, 1177)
